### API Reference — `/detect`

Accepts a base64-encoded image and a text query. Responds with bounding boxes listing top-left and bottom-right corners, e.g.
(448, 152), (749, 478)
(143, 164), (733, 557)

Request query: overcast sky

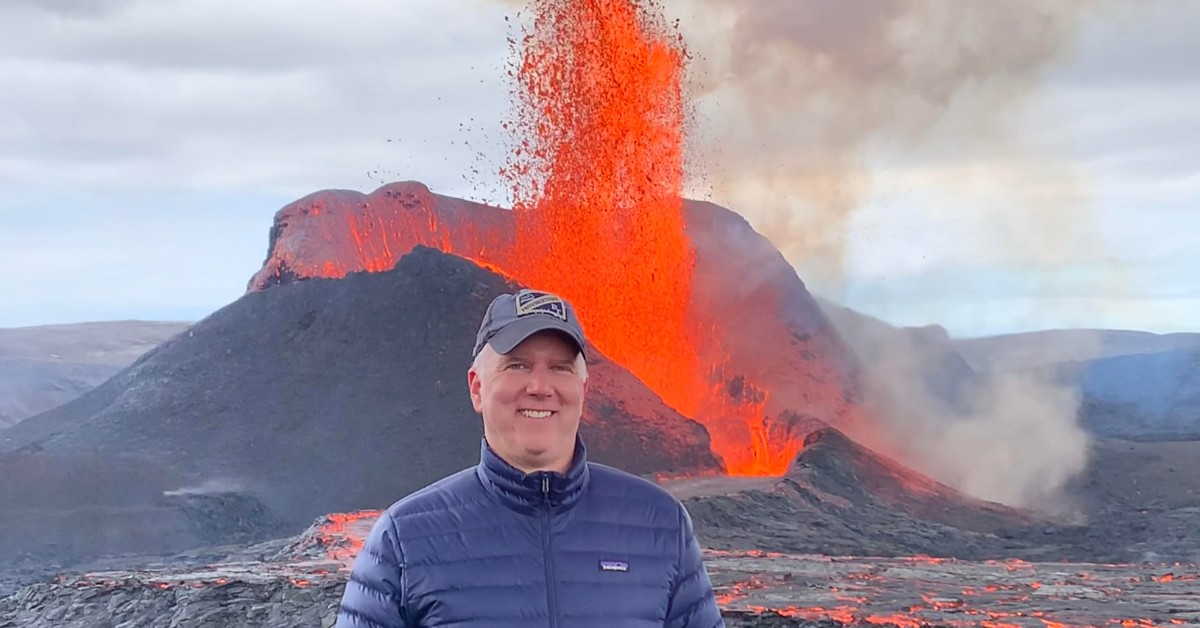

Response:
(0, 0), (1196, 338)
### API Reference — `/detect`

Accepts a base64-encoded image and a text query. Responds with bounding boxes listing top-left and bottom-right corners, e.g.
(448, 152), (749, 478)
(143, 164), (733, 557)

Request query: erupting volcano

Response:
(248, 0), (866, 476)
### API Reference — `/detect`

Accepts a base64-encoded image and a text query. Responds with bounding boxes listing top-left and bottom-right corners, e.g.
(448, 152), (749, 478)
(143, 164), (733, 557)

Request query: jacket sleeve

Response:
(336, 512), (411, 628)
(665, 504), (725, 628)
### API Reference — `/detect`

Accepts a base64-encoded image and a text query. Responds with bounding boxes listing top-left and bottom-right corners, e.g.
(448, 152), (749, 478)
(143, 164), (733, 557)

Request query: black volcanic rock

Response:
(0, 451), (285, 561)
(1, 247), (720, 530)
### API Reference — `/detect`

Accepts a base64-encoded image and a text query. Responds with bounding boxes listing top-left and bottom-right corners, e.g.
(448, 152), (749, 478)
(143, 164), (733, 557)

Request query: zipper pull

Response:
(542, 475), (550, 497)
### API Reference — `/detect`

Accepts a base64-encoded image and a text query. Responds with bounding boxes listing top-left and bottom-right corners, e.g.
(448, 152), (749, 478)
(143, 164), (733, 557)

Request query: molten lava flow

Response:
(501, 0), (703, 418)
(695, 377), (798, 476)
(312, 510), (381, 562)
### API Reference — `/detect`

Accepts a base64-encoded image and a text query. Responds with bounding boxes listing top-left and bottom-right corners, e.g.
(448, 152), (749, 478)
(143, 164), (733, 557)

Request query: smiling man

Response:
(336, 289), (724, 628)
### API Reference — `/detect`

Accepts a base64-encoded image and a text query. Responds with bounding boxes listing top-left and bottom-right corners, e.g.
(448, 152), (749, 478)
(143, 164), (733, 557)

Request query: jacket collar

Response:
(476, 435), (590, 515)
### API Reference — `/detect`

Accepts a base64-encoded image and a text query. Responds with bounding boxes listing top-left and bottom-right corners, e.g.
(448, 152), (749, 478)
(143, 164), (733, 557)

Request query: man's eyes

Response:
(503, 363), (573, 372)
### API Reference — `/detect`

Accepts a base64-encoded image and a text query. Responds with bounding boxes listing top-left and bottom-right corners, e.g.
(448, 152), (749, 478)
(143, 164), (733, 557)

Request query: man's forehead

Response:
(502, 331), (582, 358)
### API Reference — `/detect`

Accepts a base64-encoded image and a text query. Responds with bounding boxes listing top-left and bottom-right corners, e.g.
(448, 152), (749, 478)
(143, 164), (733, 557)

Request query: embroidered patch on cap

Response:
(599, 560), (629, 572)
(515, 290), (568, 322)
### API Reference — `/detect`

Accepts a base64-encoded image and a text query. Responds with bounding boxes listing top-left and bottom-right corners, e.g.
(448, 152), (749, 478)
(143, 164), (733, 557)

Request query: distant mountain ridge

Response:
(0, 321), (189, 429)
(955, 329), (1200, 371)
(1070, 349), (1200, 440)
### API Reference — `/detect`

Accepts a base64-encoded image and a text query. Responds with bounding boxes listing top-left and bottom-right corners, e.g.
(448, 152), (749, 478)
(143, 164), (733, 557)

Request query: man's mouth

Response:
(518, 410), (555, 418)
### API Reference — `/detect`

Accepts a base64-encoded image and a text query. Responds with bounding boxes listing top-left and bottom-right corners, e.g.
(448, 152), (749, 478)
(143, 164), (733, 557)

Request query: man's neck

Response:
(511, 453), (571, 476)
(486, 440), (574, 476)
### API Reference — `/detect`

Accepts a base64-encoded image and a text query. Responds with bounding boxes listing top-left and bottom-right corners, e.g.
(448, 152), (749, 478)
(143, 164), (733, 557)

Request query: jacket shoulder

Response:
(378, 467), (489, 532)
(584, 462), (688, 524)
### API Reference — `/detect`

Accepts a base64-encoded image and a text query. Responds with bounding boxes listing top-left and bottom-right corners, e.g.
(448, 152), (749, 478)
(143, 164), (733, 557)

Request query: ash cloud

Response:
(671, 0), (1110, 288)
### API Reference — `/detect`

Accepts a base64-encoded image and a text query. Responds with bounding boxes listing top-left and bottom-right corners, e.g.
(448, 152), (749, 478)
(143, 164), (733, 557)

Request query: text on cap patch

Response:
(516, 290), (568, 321)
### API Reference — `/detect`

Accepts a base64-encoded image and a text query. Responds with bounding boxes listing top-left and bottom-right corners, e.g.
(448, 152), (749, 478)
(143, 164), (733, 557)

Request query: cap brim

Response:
(487, 317), (586, 357)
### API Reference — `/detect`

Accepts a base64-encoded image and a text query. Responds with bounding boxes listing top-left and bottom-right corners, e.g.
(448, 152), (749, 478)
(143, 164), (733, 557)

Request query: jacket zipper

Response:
(542, 475), (559, 628)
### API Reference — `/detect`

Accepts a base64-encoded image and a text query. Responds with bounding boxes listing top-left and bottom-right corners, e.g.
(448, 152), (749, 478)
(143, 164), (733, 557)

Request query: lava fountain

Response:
(498, 0), (802, 474)
(500, 0), (700, 430)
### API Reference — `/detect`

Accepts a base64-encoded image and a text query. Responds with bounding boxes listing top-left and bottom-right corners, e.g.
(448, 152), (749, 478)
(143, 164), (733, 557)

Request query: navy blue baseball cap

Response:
(473, 289), (586, 358)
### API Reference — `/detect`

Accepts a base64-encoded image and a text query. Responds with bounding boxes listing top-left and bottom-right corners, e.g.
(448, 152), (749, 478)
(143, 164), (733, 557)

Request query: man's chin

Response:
(519, 444), (551, 459)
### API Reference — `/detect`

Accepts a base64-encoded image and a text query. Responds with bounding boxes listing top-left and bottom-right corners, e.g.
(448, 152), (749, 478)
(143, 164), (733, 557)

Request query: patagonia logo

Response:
(599, 560), (629, 572)
(516, 290), (568, 322)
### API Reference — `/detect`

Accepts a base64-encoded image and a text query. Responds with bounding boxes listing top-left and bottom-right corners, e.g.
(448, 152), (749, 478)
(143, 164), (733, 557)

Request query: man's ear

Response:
(467, 368), (484, 414)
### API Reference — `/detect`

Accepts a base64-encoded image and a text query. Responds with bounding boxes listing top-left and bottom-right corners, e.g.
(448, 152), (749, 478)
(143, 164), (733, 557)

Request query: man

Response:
(337, 288), (725, 628)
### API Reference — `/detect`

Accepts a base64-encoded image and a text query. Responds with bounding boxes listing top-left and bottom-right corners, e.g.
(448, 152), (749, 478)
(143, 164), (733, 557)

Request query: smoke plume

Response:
(670, 0), (1103, 287)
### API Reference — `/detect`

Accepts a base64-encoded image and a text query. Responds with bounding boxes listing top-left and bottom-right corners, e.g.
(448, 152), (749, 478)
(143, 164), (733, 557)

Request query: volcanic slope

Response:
(1, 247), (722, 527)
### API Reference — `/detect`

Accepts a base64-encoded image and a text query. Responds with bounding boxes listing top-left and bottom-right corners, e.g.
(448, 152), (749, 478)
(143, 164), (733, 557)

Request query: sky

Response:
(0, 0), (1196, 338)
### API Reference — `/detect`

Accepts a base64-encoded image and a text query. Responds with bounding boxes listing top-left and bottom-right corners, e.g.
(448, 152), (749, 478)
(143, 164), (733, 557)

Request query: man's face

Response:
(468, 330), (586, 474)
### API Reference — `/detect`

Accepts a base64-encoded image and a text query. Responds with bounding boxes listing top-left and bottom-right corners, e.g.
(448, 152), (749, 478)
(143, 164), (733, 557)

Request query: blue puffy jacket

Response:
(336, 437), (725, 628)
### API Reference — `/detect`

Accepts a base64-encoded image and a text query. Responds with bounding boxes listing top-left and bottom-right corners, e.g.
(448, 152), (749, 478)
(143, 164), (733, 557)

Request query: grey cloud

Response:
(670, 0), (1100, 287)
(5, 0), (138, 18)
(1060, 86), (1200, 181)
(0, 0), (515, 199)
(0, 1), (506, 73)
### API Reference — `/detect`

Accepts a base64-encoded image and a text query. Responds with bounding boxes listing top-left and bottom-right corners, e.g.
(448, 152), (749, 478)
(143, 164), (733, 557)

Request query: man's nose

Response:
(525, 368), (553, 396)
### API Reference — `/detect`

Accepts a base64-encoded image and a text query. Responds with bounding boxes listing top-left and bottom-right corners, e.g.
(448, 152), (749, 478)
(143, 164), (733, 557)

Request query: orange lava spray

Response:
(501, 0), (704, 420)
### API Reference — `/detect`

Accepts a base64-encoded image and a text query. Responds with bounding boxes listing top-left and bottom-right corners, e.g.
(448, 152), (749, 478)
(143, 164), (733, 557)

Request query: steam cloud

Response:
(822, 301), (1092, 508)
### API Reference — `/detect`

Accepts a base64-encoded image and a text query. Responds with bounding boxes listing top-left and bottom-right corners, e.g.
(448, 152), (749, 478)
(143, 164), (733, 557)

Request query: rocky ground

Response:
(3, 513), (1197, 628)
